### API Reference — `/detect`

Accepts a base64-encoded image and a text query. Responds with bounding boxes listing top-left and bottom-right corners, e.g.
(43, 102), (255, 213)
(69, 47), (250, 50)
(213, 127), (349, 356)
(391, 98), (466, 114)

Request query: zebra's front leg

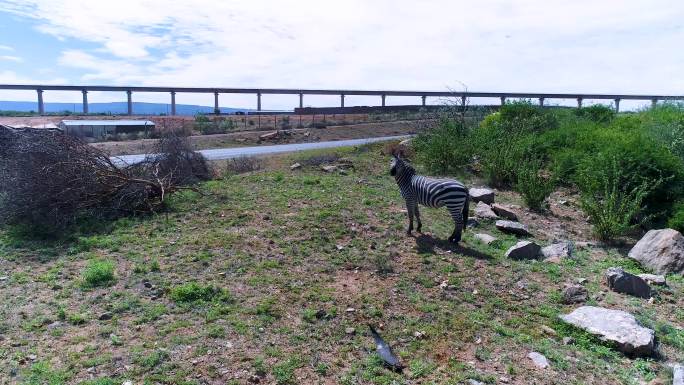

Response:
(405, 201), (414, 235)
(414, 203), (422, 233)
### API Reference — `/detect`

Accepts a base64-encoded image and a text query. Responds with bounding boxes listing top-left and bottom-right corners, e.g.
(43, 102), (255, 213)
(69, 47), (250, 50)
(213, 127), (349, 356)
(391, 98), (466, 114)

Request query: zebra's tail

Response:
(462, 193), (469, 230)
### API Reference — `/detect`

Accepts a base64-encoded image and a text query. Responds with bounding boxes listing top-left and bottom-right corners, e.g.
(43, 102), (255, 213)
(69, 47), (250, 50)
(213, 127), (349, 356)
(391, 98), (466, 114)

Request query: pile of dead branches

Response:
(0, 127), (209, 233)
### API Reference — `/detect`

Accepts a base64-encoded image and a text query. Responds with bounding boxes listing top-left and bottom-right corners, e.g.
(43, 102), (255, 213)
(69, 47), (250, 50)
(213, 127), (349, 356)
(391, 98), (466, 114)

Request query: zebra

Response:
(390, 154), (469, 243)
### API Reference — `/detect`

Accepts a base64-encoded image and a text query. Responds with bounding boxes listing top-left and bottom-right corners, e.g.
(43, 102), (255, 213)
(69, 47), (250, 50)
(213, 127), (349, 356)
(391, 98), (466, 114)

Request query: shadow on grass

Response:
(413, 233), (494, 260)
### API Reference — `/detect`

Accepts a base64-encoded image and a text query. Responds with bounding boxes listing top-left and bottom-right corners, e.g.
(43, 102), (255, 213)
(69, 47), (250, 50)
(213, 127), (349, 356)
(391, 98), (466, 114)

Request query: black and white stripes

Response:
(390, 155), (469, 243)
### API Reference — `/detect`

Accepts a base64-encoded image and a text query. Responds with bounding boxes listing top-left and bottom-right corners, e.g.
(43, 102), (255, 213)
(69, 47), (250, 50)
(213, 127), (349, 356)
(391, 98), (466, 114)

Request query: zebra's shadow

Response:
(413, 233), (493, 260)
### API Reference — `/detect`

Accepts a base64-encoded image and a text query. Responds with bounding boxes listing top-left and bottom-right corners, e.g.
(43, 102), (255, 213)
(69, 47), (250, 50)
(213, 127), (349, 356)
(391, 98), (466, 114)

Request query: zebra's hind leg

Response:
(447, 205), (464, 243)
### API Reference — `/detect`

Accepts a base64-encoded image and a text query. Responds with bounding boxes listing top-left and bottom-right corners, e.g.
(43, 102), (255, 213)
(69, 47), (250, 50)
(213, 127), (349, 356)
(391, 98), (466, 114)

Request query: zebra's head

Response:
(390, 154), (415, 177)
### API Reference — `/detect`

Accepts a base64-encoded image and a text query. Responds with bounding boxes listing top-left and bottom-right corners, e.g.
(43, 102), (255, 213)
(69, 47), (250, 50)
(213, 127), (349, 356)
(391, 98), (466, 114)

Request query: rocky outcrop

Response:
(605, 267), (651, 298)
(562, 284), (588, 304)
(491, 203), (518, 221)
(559, 306), (655, 356)
(474, 202), (498, 219)
(628, 229), (684, 275)
(542, 242), (573, 259)
(637, 274), (666, 286)
(505, 241), (541, 260)
(496, 220), (531, 236)
(469, 188), (495, 204)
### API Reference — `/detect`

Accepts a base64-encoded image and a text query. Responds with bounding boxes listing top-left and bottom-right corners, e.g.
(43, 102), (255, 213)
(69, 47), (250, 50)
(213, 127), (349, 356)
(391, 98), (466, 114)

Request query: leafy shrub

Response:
(667, 202), (684, 233)
(413, 115), (472, 175)
(578, 156), (656, 241)
(170, 282), (231, 304)
(639, 103), (684, 161)
(574, 104), (615, 124)
(82, 259), (116, 288)
(516, 160), (555, 211)
(225, 156), (262, 175)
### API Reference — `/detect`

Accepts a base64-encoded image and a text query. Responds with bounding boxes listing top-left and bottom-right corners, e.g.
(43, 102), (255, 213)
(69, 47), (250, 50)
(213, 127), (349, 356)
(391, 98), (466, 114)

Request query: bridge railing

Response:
(1, 84), (682, 116)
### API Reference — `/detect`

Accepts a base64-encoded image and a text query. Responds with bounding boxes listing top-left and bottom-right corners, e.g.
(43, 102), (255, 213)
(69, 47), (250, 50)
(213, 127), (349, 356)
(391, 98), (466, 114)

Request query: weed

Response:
(81, 259), (116, 288)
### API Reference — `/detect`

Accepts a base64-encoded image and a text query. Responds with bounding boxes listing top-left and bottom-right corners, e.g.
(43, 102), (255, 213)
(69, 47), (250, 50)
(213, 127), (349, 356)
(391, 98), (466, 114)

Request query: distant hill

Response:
(0, 101), (253, 115)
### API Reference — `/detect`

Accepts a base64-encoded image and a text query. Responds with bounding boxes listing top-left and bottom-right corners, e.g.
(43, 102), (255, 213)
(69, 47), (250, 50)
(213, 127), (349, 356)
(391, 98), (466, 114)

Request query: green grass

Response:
(81, 259), (116, 288)
(0, 143), (682, 384)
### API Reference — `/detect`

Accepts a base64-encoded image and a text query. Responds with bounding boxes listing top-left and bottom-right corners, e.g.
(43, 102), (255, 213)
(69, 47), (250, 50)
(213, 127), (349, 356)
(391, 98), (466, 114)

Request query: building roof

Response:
(60, 120), (155, 126)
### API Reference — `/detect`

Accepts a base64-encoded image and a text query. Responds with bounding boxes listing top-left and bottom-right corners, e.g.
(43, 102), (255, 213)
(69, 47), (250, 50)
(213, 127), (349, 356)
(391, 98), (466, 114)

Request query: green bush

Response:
(578, 156), (656, 241)
(413, 114), (472, 175)
(170, 282), (231, 304)
(639, 103), (684, 161)
(82, 259), (116, 288)
(667, 202), (684, 233)
(516, 160), (554, 211)
(574, 104), (615, 124)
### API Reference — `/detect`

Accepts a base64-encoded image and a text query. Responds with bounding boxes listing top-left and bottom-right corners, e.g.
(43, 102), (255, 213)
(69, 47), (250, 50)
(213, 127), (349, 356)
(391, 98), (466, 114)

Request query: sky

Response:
(0, 0), (683, 110)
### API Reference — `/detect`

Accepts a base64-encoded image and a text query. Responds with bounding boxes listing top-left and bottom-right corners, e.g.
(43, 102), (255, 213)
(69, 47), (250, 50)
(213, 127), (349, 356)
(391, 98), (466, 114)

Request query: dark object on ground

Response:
(605, 267), (651, 299)
(0, 127), (208, 233)
(368, 324), (404, 371)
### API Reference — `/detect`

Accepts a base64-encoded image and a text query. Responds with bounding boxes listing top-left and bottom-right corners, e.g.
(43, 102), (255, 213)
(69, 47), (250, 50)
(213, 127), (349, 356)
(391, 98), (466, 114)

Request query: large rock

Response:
(673, 364), (683, 385)
(505, 241), (541, 260)
(562, 284), (588, 304)
(559, 306), (655, 356)
(605, 267), (651, 299)
(491, 203), (518, 221)
(496, 220), (531, 236)
(474, 202), (498, 219)
(527, 352), (549, 369)
(474, 233), (497, 245)
(628, 229), (684, 275)
(542, 242), (573, 259)
(637, 273), (666, 286)
(469, 188), (495, 204)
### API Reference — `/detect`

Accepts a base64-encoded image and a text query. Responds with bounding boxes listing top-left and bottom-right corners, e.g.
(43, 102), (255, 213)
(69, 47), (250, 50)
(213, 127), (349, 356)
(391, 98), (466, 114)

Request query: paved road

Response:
(111, 134), (411, 165)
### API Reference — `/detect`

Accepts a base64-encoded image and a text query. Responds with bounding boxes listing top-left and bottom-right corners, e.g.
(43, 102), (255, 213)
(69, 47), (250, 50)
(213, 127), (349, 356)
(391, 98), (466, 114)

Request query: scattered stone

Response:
(474, 202), (498, 219)
(0, 276), (8, 281)
(123, 381), (133, 385)
(27, 354), (37, 361)
(248, 374), (261, 383)
(413, 331), (426, 339)
(562, 285), (588, 304)
(469, 187), (495, 204)
(541, 325), (557, 336)
(542, 242), (573, 259)
(47, 321), (62, 330)
(259, 131), (278, 140)
(673, 364), (683, 385)
(559, 306), (655, 356)
(605, 267), (651, 299)
(399, 138), (413, 147)
(576, 277), (588, 285)
(345, 327), (356, 335)
(575, 241), (595, 249)
(628, 228), (684, 275)
(466, 218), (479, 228)
(467, 380), (485, 385)
(499, 377), (510, 383)
(496, 220), (531, 236)
(505, 241), (541, 260)
(544, 256), (562, 264)
(527, 352), (549, 369)
(98, 312), (113, 321)
(473, 233), (497, 245)
(345, 307), (355, 313)
(289, 163), (301, 170)
(637, 273), (667, 286)
(491, 203), (518, 221)
(321, 165), (338, 173)
(562, 336), (574, 345)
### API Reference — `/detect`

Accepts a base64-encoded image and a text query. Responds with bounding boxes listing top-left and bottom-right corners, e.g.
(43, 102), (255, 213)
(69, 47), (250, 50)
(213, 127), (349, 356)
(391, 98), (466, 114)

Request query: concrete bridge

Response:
(1, 84), (682, 115)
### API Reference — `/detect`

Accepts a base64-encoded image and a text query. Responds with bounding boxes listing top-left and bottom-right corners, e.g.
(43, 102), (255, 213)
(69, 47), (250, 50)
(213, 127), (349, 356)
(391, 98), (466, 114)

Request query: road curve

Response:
(111, 134), (412, 165)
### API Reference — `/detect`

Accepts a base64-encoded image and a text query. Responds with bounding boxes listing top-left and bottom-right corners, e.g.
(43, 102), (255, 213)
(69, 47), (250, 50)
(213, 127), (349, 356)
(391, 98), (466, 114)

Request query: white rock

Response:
(491, 203), (518, 221)
(259, 131), (278, 140)
(527, 351), (549, 369)
(673, 363), (683, 385)
(505, 241), (541, 260)
(123, 381), (133, 385)
(637, 273), (667, 286)
(496, 220), (531, 236)
(542, 242), (573, 259)
(290, 163), (302, 170)
(474, 202), (498, 219)
(469, 188), (495, 204)
(559, 306), (655, 356)
(628, 229), (684, 275)
(473, 233), (497, 245)
(321, 165), (338, 172)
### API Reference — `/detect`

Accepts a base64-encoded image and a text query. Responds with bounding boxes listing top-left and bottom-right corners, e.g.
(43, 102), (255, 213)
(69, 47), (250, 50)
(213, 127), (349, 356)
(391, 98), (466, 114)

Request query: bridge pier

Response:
(214, 91), (220, 114)
(381, 94), (386, 107)
(652, 98), (658, 108)
(539, 97), (544, 107)
(170, 91), (176, 115)
(614, 98), (620, 113)
(500, 96), (506, 105)
(37, 89), (44, 115)
(257, 92), (261, 111)
(421, 95), (426, 106)
(299, 93), (303, 109)
(340, 94), (345, 108)
(577, 97), (583, 108)
(82, 90), (88, 114)
(126, 90), (133, 115)
(461, 95), (466, 108)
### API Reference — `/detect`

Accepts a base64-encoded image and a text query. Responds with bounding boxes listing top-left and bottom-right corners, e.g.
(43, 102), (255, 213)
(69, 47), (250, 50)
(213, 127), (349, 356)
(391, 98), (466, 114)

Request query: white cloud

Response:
(0, 55), (21, 62)
(0, 0), (683, 108)
(0, 44), (13, 51)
